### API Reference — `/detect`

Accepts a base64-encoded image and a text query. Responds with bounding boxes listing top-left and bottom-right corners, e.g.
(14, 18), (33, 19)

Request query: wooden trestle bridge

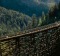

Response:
(0, 21), (60, 56)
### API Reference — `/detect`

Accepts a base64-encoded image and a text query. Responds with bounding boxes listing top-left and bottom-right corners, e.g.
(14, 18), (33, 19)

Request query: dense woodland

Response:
(0, 2), (60, 36)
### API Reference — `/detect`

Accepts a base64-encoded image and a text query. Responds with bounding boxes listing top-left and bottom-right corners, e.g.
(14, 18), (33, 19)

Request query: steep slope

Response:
(0, 6), (32, 36)
(0, 0), (56, 16)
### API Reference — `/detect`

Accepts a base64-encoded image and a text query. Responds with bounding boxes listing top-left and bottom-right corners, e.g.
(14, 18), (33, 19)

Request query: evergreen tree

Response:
(38, 17), (42, 26)
(49, 4), (59, 23)
(41, 12), (46, 25)
(32, 14), (38, 28)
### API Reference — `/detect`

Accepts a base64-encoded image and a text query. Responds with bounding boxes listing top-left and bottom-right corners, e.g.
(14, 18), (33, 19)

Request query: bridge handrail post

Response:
(13, 38), (20, 56)
(0, 41), (2, 56)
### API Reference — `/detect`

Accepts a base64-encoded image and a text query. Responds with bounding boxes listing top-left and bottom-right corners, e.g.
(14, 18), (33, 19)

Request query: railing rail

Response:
(0, 21), (60, 41)
(0, 21), (60, 56)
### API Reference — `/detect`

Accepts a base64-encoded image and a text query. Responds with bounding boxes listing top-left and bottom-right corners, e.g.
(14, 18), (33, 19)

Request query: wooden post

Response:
(29, 34), (36, 56)
(0, 41), (2, 56)
(13, 38), (20, 56)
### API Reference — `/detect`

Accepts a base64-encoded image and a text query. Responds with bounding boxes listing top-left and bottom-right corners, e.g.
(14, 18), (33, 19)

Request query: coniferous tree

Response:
(38, 17), (42, 26)
(32, 14), (38, 28)
(41, 12), (46, 25)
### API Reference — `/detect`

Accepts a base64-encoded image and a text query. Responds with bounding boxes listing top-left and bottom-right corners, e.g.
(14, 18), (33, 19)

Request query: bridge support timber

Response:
(0, 21), (60, 56)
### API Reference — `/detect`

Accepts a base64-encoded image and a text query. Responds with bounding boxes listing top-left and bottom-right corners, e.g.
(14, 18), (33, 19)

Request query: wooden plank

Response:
(0, 21), (60, 41)
(0, 42), (2, 56)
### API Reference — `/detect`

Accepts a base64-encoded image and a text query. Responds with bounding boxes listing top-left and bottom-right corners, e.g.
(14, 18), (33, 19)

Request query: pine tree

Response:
(32, 14), (38, 28)
(41, 12), (46, 25)
(38, 17), (42, 26)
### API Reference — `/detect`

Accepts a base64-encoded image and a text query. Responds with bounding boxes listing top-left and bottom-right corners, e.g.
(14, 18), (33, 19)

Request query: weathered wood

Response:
(0, 21), (60, 41)
(13, 38), (20, 56)
(0, 21), (60, 56)
(0, 42), (2, 56)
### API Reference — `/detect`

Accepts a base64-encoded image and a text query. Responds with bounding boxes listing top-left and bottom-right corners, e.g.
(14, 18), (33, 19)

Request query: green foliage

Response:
(38, 2), (60, 26)
(38, 12), (47, 26)
(0, 7), (32, 36)
(32, 14), (38, 28)
(48, 3), (60, 23)
(0, 2), (60, 36)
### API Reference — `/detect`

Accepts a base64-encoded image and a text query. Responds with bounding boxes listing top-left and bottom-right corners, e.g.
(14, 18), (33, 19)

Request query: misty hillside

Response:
(0, 0), (59, 16)
(0, 2), (60, 36)
(0, 1), (60, 36)
(0, 6), (32, 36)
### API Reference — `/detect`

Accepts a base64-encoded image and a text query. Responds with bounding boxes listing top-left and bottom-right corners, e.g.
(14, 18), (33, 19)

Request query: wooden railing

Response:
(0, 21), (60, 56)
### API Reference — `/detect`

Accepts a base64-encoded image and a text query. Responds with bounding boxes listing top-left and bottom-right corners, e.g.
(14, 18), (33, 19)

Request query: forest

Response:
(0, 2), (60, 36)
